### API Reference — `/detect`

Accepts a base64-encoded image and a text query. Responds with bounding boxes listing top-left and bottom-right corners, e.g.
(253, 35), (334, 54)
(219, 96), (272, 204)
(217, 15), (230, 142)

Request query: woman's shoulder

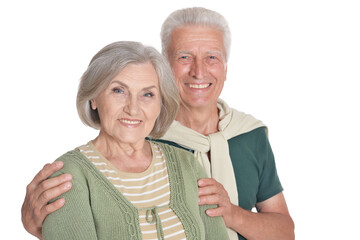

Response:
(56, 148), (83, 163)
(151, 141), (199, 173)
(150, 138), (195, 153)
(152, 141), (195, 159)
(53, 148), (92, 177)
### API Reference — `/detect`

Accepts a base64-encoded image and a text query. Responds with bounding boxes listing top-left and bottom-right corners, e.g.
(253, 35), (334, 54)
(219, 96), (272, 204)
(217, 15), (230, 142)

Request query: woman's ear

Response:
(90, 99), (97, 110)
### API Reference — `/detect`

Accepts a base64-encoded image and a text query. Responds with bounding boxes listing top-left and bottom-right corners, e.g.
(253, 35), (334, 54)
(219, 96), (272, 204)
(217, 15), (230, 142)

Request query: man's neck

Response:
(175, 104), (220, 136)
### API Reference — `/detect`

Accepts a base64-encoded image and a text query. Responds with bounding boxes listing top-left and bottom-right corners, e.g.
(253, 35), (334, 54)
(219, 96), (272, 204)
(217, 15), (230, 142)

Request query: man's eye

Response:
(178, 55), (193, 63)
(209, 56), (216, 59)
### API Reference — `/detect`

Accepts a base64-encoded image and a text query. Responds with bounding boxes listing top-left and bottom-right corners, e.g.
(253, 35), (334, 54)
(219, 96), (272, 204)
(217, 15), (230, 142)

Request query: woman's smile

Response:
(118, 118), (142, 127)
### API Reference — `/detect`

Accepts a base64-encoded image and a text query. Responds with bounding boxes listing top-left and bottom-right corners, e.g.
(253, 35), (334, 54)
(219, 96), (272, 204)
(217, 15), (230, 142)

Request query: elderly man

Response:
(22, 7), (294, 240)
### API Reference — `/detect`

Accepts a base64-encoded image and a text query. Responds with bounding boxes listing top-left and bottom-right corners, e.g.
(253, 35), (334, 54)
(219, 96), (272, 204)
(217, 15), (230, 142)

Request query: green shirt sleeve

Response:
(228, 127), (283, 211)
(255, 127), (283, 203)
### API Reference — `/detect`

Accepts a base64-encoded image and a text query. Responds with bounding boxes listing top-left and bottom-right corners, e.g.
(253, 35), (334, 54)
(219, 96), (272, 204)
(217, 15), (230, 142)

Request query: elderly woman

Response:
(42, 41), (229, 240)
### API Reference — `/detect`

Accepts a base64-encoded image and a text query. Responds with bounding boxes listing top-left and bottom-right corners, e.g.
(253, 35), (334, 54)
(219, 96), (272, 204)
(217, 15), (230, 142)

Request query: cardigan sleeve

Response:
(42, 153), (98, 240)
(194, 157), (230, 240)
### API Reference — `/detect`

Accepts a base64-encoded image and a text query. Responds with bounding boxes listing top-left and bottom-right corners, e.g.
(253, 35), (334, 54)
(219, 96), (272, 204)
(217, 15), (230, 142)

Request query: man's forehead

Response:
(170, 26), (224, 45)
(171, 26), (223, 40)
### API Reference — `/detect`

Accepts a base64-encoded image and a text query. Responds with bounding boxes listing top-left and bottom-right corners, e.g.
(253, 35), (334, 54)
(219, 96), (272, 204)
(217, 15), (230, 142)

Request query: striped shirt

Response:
(78, 141), (187, 240)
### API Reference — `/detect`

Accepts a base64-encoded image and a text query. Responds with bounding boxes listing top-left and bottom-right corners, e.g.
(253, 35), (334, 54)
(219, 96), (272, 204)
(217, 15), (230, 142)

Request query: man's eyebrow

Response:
(206, 50), (222, 54)
(174, 50), (193, 56)
(173, 50), (224, 57)
(206, 50), (225, 57)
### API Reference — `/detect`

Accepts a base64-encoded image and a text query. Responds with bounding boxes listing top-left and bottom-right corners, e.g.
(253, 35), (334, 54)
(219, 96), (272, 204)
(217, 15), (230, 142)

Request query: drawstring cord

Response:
(140, 206), (167, 240)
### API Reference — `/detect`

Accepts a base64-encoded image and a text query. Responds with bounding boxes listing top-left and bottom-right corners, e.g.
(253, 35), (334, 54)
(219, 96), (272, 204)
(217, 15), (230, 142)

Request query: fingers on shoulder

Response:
(198, 178), (219, 187)
(205, 206), (224, 217)
(199, 192), (221, 205)
(43, 198), (66, 214)
(38, 181), (72, 204)
(31, 161), (64, 186)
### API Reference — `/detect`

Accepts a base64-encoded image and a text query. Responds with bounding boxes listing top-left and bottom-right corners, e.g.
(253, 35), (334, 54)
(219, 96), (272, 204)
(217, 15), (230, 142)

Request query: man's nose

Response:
(190, 59), (206, 79)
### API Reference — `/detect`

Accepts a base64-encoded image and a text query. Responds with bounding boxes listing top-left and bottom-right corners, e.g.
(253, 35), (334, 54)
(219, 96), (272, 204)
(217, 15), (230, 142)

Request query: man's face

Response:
(167, 25), (227, 110)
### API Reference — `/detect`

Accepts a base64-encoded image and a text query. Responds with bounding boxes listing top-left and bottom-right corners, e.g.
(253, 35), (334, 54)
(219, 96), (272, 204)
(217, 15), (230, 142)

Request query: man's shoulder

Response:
(228, 126), (267, 142)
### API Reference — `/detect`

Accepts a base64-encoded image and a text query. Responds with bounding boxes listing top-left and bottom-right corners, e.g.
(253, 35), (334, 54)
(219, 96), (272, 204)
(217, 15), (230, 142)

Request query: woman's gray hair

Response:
(77, 41), (179, 138)
(160, 7), (231, 62)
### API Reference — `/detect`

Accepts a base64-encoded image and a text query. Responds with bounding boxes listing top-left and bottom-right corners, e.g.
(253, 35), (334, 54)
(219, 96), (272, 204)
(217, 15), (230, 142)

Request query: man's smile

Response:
(186, 83), (211, 89)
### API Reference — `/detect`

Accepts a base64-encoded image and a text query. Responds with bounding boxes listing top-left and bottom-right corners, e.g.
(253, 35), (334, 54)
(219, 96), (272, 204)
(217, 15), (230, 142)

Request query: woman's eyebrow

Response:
(110, 80), (128, 88)
(110, 81), (158, 91)
(143, 85), (157, 90)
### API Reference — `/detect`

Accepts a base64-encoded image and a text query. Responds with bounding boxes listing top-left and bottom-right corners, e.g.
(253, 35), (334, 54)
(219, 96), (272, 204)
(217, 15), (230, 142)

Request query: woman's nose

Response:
(124, 97), (139, 115)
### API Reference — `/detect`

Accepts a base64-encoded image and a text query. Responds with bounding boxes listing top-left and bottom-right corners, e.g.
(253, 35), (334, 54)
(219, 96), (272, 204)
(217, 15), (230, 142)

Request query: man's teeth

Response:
(188, 83), (210, 89)
(120, 119), (141, 124)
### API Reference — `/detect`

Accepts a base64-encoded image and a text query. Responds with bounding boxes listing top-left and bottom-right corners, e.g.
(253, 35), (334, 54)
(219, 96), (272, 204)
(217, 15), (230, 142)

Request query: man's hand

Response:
(21, 161), (72, 239)
(198, 178), (294, 240)
(197, 178), (235, 225)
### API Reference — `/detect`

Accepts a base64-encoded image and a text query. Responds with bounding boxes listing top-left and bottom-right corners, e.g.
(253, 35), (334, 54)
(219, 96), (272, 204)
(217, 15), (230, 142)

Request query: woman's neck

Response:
(92, 132), (152, 173)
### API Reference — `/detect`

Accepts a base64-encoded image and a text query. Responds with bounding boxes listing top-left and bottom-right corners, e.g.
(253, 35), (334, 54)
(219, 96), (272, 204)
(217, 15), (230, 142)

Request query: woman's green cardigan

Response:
(43, 142), (229, 240)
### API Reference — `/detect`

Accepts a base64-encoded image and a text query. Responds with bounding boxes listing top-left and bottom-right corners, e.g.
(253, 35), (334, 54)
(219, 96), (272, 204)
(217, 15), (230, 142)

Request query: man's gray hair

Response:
(160, 7), (231, 62)
(77, 41), (179, 138)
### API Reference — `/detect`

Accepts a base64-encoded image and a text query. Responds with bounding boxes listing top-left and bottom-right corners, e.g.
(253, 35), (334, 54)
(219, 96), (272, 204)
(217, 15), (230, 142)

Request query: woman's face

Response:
(91, 63), (161, 145)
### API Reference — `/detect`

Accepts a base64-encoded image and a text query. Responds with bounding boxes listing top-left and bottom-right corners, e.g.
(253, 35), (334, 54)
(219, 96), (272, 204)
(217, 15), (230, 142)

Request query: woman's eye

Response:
(144, 92), (154, 97)
(113, 88), (123, 94)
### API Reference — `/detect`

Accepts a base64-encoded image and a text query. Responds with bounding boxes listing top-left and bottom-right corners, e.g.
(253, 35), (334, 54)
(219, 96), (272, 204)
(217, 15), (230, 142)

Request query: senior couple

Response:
(22, 7), (294, 240)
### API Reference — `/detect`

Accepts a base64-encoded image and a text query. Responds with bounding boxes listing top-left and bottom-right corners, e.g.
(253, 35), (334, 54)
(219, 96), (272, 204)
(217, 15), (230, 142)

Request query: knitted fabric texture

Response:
(42, 142), (229, 240)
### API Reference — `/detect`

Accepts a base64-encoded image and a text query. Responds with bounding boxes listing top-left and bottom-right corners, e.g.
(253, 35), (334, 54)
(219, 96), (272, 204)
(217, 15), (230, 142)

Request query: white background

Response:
(1, 0), (359, 239)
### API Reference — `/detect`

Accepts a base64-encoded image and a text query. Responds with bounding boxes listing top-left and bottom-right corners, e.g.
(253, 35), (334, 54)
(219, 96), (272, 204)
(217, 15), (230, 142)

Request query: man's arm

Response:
(198, 178), (294, 240)
(21, 161), (72, 239)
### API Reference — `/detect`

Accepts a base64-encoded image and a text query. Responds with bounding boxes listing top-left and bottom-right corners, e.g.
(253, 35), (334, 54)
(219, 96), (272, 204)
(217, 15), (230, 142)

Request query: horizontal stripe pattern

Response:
(78, 142), (186, 240)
